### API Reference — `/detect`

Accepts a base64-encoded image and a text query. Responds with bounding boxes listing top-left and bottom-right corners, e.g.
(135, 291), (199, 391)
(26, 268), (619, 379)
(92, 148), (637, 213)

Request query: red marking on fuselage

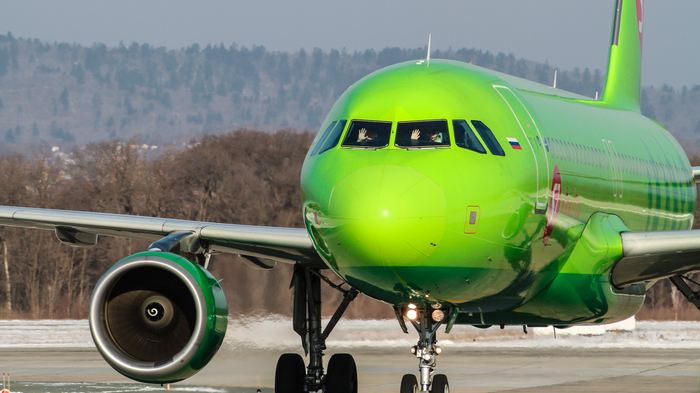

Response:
(543, 166), (561, 245)
(636, 0), (644, 55)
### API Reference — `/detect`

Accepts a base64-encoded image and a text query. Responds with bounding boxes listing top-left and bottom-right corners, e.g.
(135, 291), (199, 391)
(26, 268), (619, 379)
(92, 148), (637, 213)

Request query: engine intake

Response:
(89, 251), (227, 383)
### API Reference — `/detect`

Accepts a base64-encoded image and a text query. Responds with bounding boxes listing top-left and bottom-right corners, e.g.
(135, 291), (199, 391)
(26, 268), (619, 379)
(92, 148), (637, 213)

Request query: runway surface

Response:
(1, 318), (700, 392)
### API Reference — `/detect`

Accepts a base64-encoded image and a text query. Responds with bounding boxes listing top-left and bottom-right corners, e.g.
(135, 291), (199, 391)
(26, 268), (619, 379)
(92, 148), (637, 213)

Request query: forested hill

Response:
(0, 31), (699, 154)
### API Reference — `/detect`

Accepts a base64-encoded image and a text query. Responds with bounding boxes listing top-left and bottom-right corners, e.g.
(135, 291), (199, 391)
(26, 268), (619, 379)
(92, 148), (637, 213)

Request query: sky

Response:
(1, 1), (698, 89)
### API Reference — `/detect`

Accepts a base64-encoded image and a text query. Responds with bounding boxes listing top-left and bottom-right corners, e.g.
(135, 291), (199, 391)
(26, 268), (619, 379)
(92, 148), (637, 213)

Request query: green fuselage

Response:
(300, 60), (695, 326)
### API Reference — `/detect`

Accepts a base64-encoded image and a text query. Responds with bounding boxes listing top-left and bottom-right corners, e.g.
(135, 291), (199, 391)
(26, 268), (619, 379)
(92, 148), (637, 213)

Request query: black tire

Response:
(400, 374), (418, 393)
(275, 353), (305, 393)
(431, 374), (449, 393)
(326, 353), (358, 393)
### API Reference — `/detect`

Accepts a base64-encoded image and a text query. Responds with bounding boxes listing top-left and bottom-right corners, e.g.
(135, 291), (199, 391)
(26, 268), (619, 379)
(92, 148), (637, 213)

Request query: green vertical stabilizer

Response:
(602, 0), (643, 112)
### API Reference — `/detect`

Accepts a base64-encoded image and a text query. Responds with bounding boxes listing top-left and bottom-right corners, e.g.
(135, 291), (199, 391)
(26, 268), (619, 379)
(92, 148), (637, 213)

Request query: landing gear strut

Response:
(275, 265), (358, 393)
(400, 305), (450, 393)
(670, 274), (700, 310)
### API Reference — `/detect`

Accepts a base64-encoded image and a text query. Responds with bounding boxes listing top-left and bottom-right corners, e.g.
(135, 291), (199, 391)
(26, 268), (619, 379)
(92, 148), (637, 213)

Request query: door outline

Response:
(493, 85), (550, 213)
(602, 139), (623, 199)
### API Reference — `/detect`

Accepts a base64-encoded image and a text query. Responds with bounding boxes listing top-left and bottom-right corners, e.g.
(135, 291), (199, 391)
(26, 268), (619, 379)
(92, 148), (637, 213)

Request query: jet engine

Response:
(89, 251), (228, 383)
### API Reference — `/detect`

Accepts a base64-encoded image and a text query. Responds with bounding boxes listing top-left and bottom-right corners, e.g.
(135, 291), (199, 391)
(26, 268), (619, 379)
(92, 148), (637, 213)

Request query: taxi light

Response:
(410, 346), (417, 354)
(431, 309), (445, 322)
(408, 303), (417, 309)
(406, 309), (418, 320)
(435, 346), (442, 355)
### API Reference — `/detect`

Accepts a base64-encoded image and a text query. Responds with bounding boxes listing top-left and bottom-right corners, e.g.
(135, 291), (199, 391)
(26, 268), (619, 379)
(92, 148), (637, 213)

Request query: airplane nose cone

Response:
(328, 165), (446, 267)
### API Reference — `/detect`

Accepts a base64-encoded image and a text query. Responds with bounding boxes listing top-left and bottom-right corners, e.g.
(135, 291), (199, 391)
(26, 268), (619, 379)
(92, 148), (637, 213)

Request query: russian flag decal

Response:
(507, 137), (522, 150)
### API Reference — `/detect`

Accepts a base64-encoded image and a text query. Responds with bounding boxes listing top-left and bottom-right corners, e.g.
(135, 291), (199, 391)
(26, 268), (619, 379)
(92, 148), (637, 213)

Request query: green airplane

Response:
(0, 1), (697, 392)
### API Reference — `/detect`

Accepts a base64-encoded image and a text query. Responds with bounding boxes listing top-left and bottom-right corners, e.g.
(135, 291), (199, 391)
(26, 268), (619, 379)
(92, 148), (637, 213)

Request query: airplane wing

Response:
(612, 230), (700, 287)
(0, 206), (322, 268)
(611, 166), (700, 287)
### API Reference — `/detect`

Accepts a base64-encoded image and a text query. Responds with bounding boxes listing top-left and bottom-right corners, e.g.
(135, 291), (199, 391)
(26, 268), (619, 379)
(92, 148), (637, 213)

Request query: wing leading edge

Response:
(0, 206), (323, 267)
(612, 230), (700, 287)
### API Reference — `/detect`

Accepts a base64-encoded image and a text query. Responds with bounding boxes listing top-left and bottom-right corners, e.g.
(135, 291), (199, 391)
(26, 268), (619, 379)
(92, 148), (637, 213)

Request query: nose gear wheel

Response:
(400, 374), (418, 393)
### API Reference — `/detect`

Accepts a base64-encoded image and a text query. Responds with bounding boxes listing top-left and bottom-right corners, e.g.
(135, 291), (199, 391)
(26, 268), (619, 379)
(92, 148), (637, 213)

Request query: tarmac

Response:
(2, 346), (699, 392)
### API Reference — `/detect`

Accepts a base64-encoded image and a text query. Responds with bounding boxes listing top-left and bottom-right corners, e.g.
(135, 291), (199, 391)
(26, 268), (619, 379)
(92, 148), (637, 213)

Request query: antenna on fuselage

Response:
(552, 69), (557, 88)
(427, 34), (431, 67)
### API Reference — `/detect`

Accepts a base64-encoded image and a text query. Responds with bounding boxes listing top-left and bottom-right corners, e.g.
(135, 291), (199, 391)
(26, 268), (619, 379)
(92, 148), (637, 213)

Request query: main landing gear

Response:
(275, 265), (358, 393)
(398, 304), (452, 393)
(670, 274), (700, 311)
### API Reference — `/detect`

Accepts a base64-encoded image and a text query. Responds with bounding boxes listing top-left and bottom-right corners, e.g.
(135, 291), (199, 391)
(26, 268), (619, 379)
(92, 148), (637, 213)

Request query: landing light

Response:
(431, 309), (445, 322)
(435, 346), (442, 355)
(406, 309), (418, 320)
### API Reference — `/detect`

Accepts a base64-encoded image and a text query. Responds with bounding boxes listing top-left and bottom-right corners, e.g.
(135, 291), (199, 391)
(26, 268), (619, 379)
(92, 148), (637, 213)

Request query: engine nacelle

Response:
(89, 251), (228, 383)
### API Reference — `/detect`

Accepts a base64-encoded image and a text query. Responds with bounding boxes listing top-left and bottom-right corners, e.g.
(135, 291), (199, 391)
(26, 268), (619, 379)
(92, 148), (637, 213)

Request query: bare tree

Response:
(2, 238), (10, 315)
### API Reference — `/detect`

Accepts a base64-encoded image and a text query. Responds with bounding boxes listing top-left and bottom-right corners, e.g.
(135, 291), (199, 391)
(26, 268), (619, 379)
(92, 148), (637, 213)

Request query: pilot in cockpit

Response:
(357, 128), (375, 142)
(410, 129), (442, 143)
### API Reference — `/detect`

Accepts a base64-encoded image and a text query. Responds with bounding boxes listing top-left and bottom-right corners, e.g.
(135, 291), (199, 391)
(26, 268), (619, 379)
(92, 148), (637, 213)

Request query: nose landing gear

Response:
(400, 305), (451, 393)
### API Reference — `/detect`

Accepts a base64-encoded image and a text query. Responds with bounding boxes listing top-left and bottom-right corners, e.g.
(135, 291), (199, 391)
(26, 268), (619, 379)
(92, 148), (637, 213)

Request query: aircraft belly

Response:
(332, 265), (547, 309)
(453, 272), (645, 326)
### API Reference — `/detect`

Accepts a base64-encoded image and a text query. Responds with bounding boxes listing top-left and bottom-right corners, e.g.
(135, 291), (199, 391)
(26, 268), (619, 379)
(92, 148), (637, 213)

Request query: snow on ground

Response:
(1, 317), (700, 350)
(8, 383), (231, 393)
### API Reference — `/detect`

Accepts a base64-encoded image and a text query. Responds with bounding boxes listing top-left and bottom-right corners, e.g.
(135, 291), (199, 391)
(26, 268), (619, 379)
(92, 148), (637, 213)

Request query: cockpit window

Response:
(471, 121), (505, 156)
(452, 120), (486, 154)
(311, 121), (337, 156)
(342, 120), (392, 148)
(317, 120), (347, 155)
(395, 120), (450, 148)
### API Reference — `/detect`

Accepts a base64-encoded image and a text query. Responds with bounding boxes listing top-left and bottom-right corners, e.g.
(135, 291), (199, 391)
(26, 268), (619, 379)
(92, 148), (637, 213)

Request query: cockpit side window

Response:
(342, 120), (392, 149)
(395, 120), (450, 148)
(311, 121), (337, 156)
(452, 120), (486, 154)
(471, 121), (505, 156)
(317, 120), (348, 155)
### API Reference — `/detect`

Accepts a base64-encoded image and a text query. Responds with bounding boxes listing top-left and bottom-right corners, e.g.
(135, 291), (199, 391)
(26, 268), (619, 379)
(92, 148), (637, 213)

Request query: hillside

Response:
(2, 32), (697, 154)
